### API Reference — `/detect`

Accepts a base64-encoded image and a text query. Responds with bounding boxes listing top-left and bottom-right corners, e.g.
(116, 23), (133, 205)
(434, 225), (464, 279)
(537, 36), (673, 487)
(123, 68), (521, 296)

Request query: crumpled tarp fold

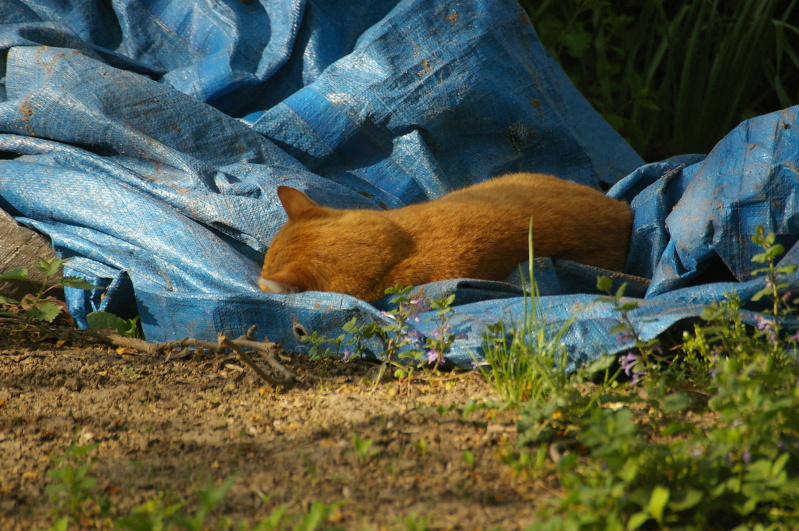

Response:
(1, 0), (797, 368)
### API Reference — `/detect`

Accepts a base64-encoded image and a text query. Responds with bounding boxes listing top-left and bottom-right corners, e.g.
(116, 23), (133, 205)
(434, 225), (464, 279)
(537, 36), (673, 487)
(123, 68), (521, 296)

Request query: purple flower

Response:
(755, 315), (778, 344)
(742, 450), (752, 465)
(620, 352), (638, 374)
(755, 314), (773, 331)
(342, 349), (352, 361)
(620, 352), (644, 386)
(426, 349), (440, 363)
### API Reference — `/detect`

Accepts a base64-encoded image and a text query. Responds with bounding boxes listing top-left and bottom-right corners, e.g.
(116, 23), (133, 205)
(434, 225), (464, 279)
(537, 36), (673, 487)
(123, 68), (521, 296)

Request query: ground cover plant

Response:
(0, 258), (97, 330)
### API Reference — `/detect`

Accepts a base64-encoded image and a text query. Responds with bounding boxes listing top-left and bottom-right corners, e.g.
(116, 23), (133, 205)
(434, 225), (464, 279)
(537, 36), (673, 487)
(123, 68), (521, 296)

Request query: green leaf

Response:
(614, 301), (639, 312)
(29, 302), (63, 323)
(61, 277), (104, 290)
(558, 30), (592, 58)
(0, 267), (28, 280)
(35, 257), (69, 277)
(614, 282), (628, 299)
(627, 511), (650, 530)
(86, 310), (130, 333)
(583, 354), (616, 375)
(462, 450), (476, 468)
(750, 287), (771, 302)
(668, 487), (703, 512)
(647, 485), (670, 522)
(47, 516), (70, 531)
(766, 232), (777, 246)
(341, 316), (359, 333)
(609, 323), (631, 335)
(635, 98), (660, 111)
(121, 316), (141, 339)
(596, 276), (612, 292)
(660, 392), (694, 413)
(0, 295), (19, 304)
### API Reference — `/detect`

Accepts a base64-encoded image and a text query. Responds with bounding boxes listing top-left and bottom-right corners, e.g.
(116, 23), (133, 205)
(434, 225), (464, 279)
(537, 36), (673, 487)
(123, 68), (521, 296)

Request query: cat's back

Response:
(401, 171), (632, 272)
(438, 172), (602, 204)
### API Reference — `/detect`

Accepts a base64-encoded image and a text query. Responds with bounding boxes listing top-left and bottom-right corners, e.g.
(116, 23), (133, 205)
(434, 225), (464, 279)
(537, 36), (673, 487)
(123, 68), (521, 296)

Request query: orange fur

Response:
(259, 173), (633, 301)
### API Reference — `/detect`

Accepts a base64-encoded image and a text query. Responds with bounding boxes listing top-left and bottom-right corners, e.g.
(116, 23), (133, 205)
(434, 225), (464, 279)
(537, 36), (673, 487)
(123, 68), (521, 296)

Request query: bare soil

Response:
(0, 321), (552, 530)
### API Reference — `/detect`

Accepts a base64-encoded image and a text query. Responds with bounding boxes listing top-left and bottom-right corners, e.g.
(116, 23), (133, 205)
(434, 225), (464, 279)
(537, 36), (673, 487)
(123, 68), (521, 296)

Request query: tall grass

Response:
(521, 0), (799, 161)
(479, 220), (580, 404)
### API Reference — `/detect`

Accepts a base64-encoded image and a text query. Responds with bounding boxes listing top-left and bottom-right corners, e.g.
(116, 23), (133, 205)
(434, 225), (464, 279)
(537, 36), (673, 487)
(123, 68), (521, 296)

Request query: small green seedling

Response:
(45, 444), (104, 524)
(350, 432), (380, 464)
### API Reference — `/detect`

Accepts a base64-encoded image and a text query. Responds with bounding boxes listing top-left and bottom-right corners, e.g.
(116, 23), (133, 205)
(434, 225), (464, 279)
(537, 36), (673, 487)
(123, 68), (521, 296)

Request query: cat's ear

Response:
(259, 269), (305, 294)
(276, 186), (319, 220)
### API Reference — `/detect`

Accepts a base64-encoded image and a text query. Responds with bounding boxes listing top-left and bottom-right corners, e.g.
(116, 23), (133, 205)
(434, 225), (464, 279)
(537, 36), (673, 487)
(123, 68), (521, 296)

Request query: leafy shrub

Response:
(521, 0), (799, 161)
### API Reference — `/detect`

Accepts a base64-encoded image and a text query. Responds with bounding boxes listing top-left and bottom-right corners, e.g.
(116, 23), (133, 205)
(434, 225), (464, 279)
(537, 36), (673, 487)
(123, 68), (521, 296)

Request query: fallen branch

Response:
(106, 334), (213, 354)
(228, 337), (297, 381)
(217, 334), (279, 387)
(101, 331), (298, 387)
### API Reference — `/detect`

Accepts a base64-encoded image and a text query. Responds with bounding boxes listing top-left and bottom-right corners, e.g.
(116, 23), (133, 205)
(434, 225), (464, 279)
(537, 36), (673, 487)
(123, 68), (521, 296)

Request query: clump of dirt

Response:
(0, 322), (553, 530)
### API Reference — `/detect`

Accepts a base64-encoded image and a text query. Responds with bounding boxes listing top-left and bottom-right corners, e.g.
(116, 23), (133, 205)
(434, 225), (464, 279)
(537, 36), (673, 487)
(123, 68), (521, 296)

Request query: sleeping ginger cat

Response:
(259, 173), (633, 301)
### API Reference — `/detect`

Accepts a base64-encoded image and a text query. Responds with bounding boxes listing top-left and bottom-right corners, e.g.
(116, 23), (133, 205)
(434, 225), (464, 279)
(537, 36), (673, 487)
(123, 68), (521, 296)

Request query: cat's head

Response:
(259, 186), (322, 295)
(259, 186), (406, 299)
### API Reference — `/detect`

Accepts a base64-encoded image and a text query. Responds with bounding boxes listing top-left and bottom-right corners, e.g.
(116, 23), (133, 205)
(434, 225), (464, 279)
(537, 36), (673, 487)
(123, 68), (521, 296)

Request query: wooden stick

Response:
(217, 334), (279, 387)
(102, 331), (299, 385)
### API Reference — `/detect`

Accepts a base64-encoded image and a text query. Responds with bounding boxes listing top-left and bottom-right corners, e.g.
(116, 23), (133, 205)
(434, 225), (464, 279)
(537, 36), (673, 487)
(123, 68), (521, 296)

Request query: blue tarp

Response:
(1, 0), (797, 368)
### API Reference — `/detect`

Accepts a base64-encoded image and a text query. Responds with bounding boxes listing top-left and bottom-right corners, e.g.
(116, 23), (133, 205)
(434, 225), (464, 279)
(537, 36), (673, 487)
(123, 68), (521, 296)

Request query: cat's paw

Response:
(259, 277), (300, 294)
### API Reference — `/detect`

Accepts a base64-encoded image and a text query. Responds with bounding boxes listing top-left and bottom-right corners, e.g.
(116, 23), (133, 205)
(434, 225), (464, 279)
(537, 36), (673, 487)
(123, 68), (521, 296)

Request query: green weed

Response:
(86, 310), (142, 338)
(499, 225), (799, 529)
(350, 432), (380, 464)
(0, 257), (98, 329)
(45, 443), (107, 526)
(302, 284), (456, 384)
(44, 444), (345, 530)
(478, 219), (584, 405)
(393, 512), (433, 531)
(1, 257), (144, 337)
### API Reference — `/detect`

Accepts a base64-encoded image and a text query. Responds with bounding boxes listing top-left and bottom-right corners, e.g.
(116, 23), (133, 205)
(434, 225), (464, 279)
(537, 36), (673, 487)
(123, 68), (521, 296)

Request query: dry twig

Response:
(217, 334), (279, 387)
(101, 331), (298, 387)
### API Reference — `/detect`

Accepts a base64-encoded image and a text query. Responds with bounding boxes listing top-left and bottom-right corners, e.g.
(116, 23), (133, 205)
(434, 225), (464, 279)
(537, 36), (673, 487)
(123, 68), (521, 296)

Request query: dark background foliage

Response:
(520, 0), (799, 161)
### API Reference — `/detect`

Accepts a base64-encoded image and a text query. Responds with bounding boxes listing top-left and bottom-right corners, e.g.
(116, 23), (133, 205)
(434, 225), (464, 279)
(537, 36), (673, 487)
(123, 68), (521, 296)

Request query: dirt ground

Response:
(0, 320), (553, 530)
